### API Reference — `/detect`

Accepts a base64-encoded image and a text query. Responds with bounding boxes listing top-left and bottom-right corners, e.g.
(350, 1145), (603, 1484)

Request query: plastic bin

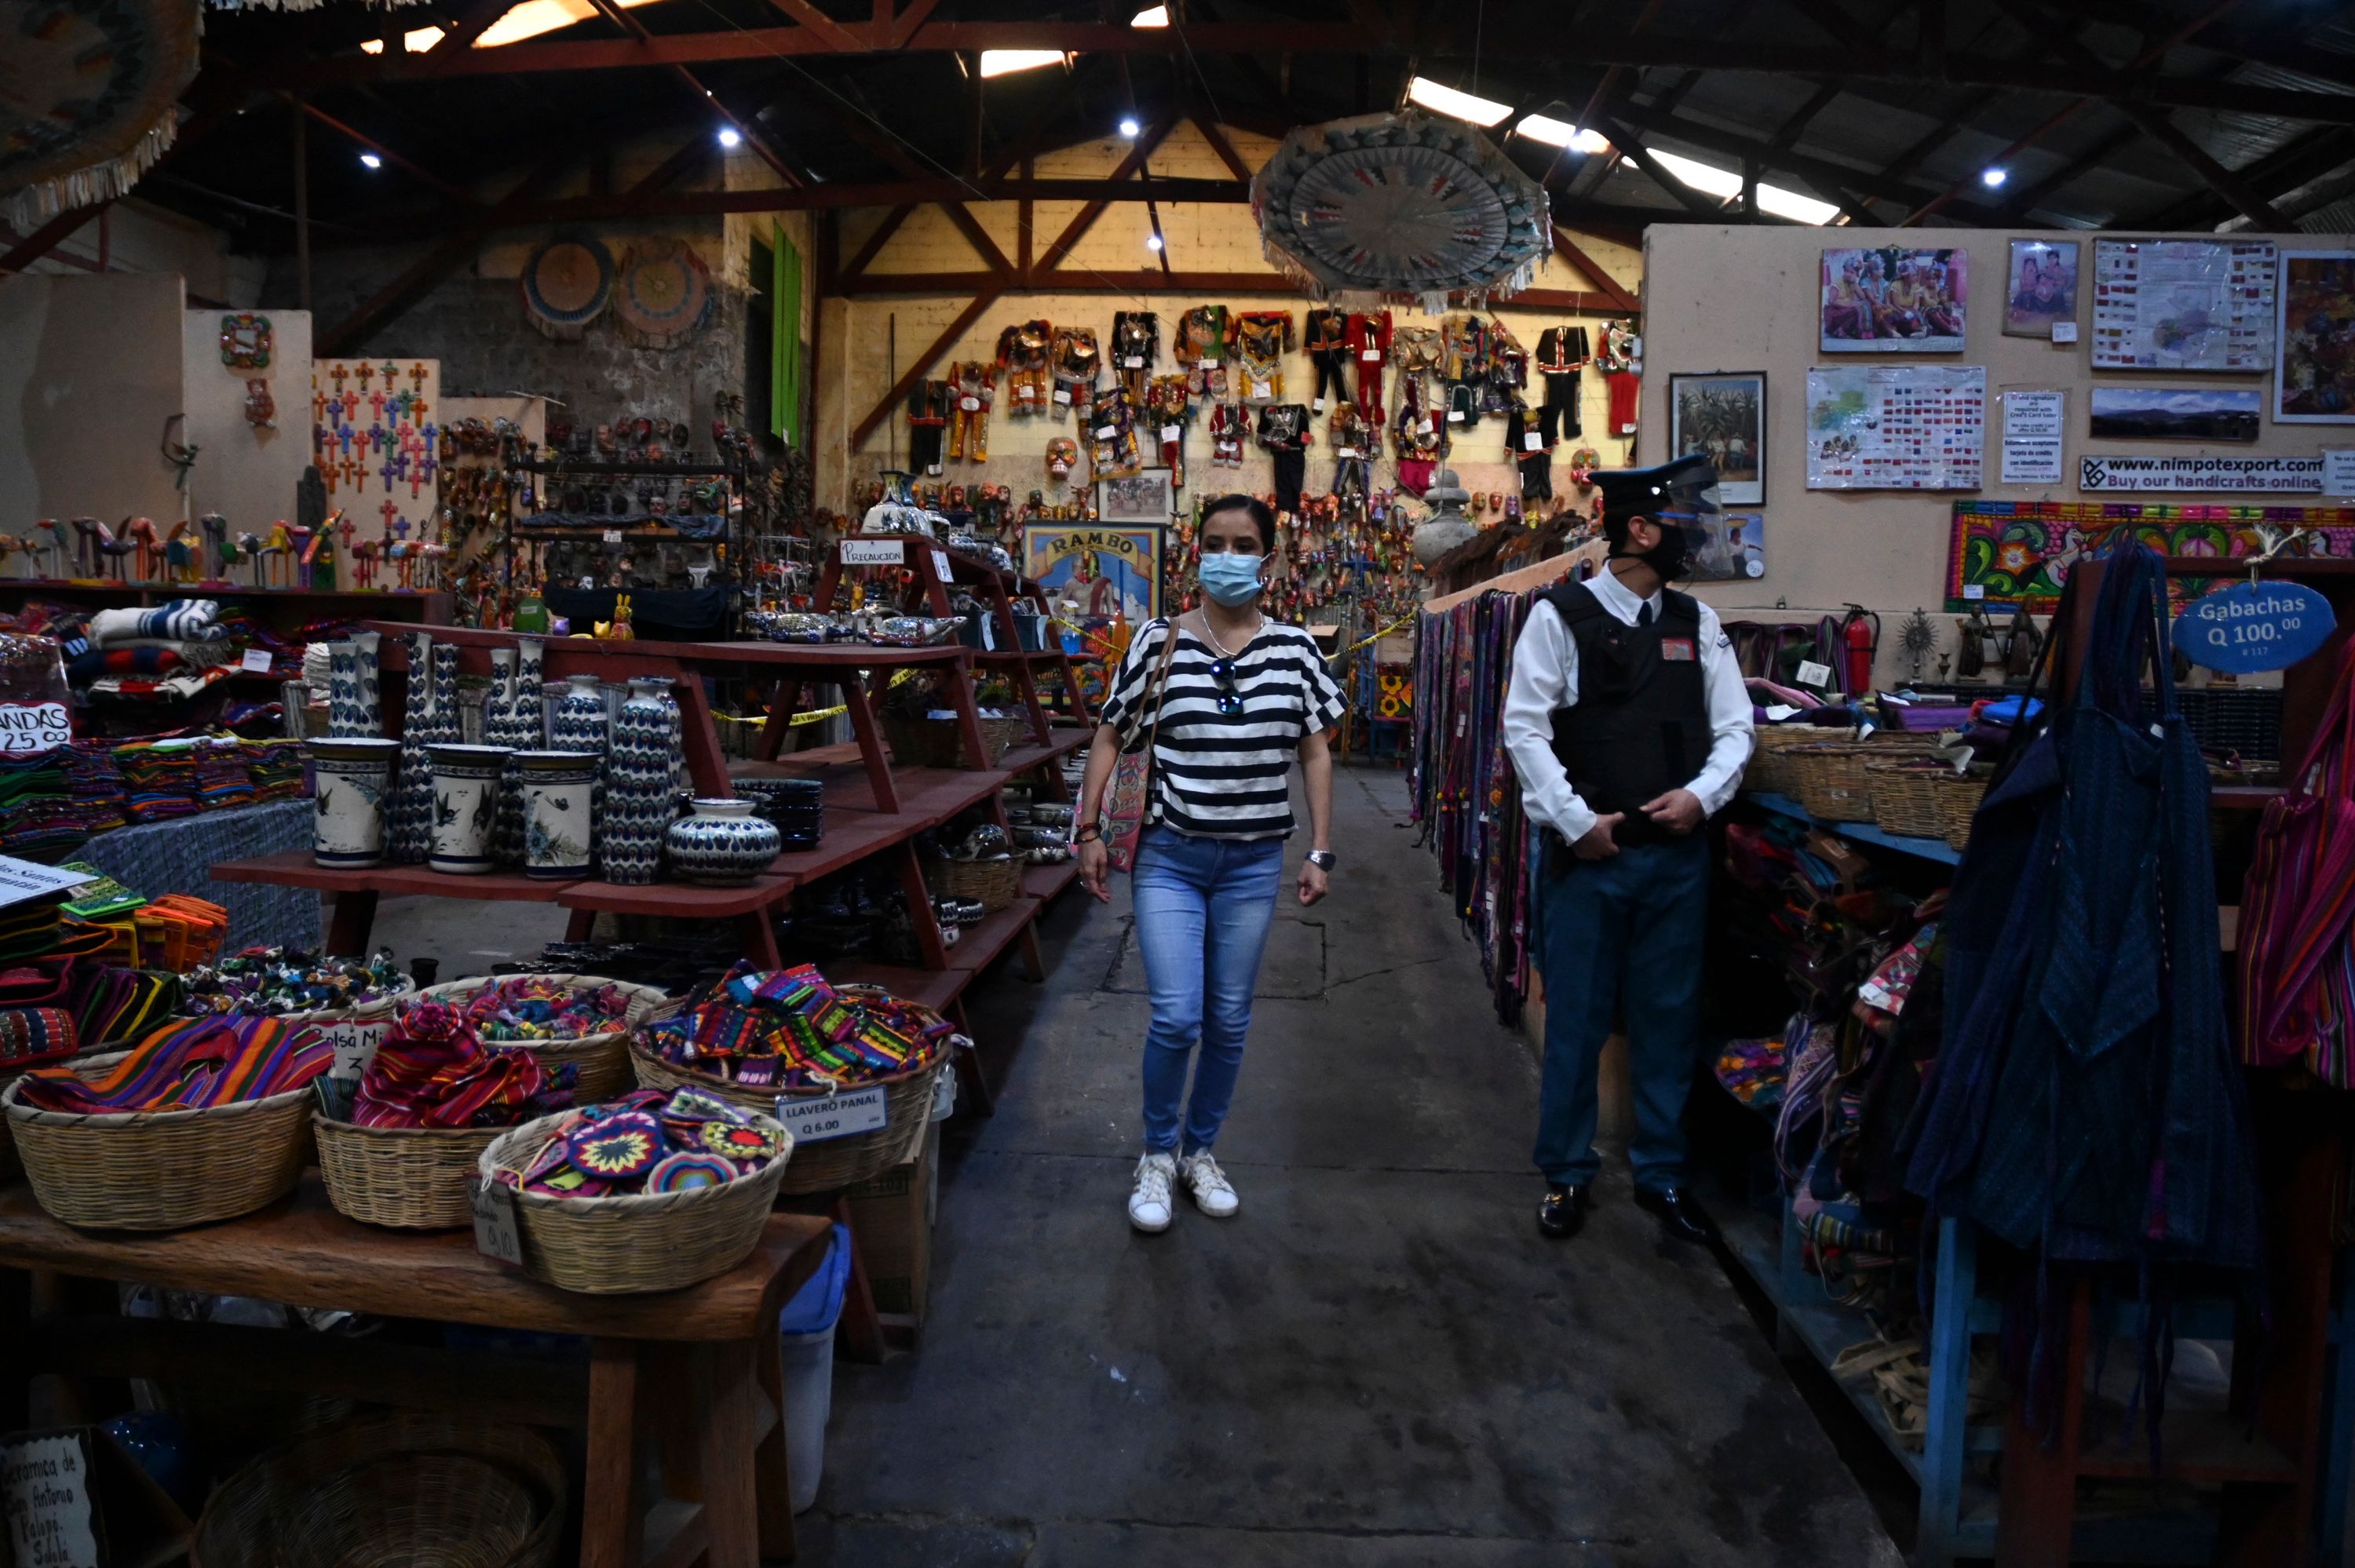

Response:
(779, 1222), (853, 1514)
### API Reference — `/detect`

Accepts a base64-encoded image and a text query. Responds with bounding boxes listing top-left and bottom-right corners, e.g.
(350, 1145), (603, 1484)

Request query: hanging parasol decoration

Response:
(612, 236), (714, 350)
(1251, 109), (1552, 315)
(0, 0), (199, 231)
(520, 235), (616, 341)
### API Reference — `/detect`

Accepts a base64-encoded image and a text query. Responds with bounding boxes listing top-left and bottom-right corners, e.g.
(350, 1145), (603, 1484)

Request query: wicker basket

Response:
(1746, 725), (1827, 796)
(1788, 743), (1879, 822)
(315, 1115), (506, 1230)
(2, 1052), (314, 1231)
(883, 711), (1026, 768)
(927, 855), (1022, 913)
(1941, 768), (1993, 852)
(194, 1412), (564, 1568)
(1865, 758), (1950, 841)
(409, 973), (672, 1099)
(476, 1108), (792, 1294)
(629, 984), (951, 1194)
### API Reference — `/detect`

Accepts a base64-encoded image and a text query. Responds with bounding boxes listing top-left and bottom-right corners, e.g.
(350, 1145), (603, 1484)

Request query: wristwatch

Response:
(1305, 850), (1336, 870)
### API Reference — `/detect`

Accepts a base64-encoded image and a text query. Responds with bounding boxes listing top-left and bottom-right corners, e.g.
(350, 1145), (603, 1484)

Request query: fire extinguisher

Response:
(1838, 603), (1881, 696)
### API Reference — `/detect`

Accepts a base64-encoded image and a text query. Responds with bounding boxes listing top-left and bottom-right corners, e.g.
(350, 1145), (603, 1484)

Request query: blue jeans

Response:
(1532, 832), (1711, 1192)
(1132, 825), (1286, 1154)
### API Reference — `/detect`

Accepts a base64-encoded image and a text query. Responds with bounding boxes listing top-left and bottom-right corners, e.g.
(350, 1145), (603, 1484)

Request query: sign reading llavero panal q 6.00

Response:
(2171, 581), (2336, 675)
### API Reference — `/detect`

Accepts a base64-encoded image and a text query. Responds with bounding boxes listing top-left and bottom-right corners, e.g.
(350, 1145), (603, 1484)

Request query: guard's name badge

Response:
(1660, 638), (1697, 662)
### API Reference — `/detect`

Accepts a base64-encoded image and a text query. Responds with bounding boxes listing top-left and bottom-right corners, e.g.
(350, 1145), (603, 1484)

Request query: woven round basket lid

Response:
(613, 237), (713, 348)
(0, 0), (199, 231)
(520, 235), (615, 341)
(1250, 109), (1550, 313)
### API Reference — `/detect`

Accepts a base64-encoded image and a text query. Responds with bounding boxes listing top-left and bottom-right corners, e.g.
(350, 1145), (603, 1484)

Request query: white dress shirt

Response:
(1501, 567), (1756, 845)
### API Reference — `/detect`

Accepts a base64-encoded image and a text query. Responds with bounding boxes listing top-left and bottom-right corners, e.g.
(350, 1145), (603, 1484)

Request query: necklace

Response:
(1195, 609), (1261, 659)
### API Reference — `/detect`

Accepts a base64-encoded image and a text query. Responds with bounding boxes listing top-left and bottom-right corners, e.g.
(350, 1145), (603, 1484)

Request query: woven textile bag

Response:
(1103, 624), (1181, 873)
(2237, 637), (2355, 1081)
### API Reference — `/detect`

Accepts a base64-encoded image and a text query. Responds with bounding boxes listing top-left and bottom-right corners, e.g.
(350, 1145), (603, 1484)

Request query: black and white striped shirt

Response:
(1100, 617), (1345, 839)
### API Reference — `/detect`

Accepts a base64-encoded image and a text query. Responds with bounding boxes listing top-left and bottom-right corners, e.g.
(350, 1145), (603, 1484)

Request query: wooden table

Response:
(0, 1179), (831, 1568)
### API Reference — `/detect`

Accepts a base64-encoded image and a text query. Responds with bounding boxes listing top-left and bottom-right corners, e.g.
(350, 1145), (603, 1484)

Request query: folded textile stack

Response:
(12, 1012), (330, 1113)
(85, 666), (235, 703)
(0, 750), (79, 860)
(113, 740), (201, 822)
(193, 738), (257, 811)
(490, 1087), (783, 1197)
(0, 953), (181, 1048)
(350, 998), (575, 1129)
(639, 961), (955, 1091)
(61, 742), (127, 833)
(246, 739), (306, 801)
(87, 600), (227, 647)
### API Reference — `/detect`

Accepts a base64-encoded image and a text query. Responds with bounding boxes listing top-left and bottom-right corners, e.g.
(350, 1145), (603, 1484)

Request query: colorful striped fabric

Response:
(352, 1024), (564, 1130)
(2237, 637), (2355, 1085)
(13, 1014), (332, 1112)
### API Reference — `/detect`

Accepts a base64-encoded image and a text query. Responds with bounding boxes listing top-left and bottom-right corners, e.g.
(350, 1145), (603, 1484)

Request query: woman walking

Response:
(1075, 494), (1344, 1233)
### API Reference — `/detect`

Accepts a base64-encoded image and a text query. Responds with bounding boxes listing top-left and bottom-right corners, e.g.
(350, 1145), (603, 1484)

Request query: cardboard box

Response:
(842, 1121), (938, 1323)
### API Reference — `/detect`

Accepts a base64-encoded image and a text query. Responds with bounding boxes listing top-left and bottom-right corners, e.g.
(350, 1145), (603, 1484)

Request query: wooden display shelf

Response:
(1022, 860), (1079, 901)
(944, 897), (1042, 975)
(0, 579), (447, 614)
(822, 961), (965, 1016)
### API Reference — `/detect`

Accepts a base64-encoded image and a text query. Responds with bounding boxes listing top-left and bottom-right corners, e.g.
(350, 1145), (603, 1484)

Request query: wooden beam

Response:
(1017, 159), (1033, 273)
(849, 285), (1006, 449)
(839, 204), (916, 282)
(1191, 115), (1254, 183)
(626, 132), (713, 198)
(0, 203), (111, 274)
(1034, 119), (1172, 273)
(1583, 111), (1728, 217)
(2111, 100), (2290, 231)
(2137, 123), (2355, 230)
(438, 0), (525, 51)
(1551, 226), (1640, 314)
(832, 268), (1637, 314)
(276, 93), (480, 208)
(889, 0), (942, 48)
(761, 0), (869, 53)
(940, 202), (1013, 275)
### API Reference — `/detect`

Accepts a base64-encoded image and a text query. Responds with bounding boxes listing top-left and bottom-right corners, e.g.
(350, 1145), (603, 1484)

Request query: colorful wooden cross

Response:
(367, 389), (387, 424)
(356, 362), (374, 392)
(340, 391), (360, 423)
(410, 394), (429, 428)
(408, 362), (428, 388)
(381, 455), (401, 493)
(330, 363), (347, 396)
(382, 360), (401, 387)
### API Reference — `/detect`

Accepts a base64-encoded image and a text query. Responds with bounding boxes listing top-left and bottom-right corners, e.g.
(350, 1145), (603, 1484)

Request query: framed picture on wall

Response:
(1820, 246), (1967, 352)
(1025, 523), (1163, 625)
(1095, 467), (1176, 523)
(2276, 250), (2355, 422)
(2088, 386), (2260, 442)
(1668, 372), (1765, 505)
(2003, 239), (2079, 337)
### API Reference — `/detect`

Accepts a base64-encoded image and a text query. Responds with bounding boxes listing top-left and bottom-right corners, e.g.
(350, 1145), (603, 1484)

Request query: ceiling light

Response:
(1643, 148), (1841, 225)
(1407, 76), (1512, 127)
(1147, 233), (1163, 251)
(1517, 115), (1609, 154)
(1119, 118), (1141, 138)
(1981, 166), (2008, 188)
(980, 49), (1068, 78)
(359, 27), (444, 54)
(360, 153), (383, 170)
(473, 0), (660, 50)
(1131, 5), (1169, 23)
(717, 127), (742, 148)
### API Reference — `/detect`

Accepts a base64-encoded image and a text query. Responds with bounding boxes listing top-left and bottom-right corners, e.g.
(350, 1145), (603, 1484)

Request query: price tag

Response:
(602, 529), (624, 545)
(1337, 447), (1360, 459)
(1361, 348), (1383, 362)
(931, 549), (955, 582)
(2173, 580), (2336, 674)
(326, 1021), (383, 1081)
(1198, 358), (1216, 370)
(931, 1067), (957, 1121)
(239, 647), (275, 673)
(469, 1178), (524, 1265)
(1447, 410), (1465, 423)
(1524, 433), (1543, 451)
(1095, 425), (1117, 439)
(1125, 356), (1145, 369)
(1053, 388), (1072, 404)
(841, 538), (906, 566)
(1764, 704), (1801, 721)
(1962, 583), (1985, 600)
(1159, 425), (1181, 443)
(0, 702), (71, 753)
(960, 397), (980, 412)
(1795, 658), (1834, 690)
(774, 1085), (888, 1144)
(2050, 320), (2079, 344)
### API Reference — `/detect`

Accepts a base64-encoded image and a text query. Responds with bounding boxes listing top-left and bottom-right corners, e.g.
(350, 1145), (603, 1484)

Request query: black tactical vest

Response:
(1539, 578), (1711, 844)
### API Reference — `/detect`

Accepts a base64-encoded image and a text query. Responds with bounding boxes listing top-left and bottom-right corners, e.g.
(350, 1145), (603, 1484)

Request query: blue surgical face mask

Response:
(1198, 551), (1266, 607)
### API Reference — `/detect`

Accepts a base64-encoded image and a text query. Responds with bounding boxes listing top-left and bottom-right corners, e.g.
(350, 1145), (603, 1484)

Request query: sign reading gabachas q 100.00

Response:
(2170, 581), (2336, 675)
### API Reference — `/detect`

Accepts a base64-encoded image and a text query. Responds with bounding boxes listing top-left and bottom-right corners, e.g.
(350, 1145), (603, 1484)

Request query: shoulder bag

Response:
(1103, 622), (1181, 873)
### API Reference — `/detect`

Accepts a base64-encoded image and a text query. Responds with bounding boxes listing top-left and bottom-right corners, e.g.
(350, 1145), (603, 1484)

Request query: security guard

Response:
(1502, 457), (1755, 1243)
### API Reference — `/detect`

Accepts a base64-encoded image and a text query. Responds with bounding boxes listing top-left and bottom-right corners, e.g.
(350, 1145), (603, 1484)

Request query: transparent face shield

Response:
(1658, 472), (1727, 578)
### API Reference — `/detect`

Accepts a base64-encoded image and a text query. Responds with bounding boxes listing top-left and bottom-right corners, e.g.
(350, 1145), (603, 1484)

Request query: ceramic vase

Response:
(599, 677), (680, 886)
(517, 749), (597, 879)
(427, 743), (510, 875)
(326, 641), (361, 738)
(549, 672), (611, 872)
(388, 633), (462, 862)
(352, 629), (383, 734)
(482, 638), (547, 869)
(306, 738), (400, 868)
(664, 798), (782, 886)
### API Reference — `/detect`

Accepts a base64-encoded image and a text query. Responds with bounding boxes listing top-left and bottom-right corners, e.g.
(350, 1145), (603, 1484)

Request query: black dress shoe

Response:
(1635, 1187), (1720, 1245)
(1537, 1183), (1591, 1239)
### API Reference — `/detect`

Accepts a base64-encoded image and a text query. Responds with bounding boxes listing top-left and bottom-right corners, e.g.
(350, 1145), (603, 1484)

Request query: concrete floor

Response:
(794, 768), (1904, 1568)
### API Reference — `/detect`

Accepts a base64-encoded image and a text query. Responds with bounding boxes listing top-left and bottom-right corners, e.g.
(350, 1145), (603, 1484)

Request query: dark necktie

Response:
(1637, 603), (1655, 628)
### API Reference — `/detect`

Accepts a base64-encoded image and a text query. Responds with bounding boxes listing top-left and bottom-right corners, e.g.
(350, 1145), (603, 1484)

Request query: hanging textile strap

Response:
(2236, 635), (2355, 1078)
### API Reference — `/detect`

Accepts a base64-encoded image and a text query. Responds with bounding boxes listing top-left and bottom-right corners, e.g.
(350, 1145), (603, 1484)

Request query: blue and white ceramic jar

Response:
(427, 742), (510, 875)
(598, 677), (679, 886)
(389, 633), (462, 862)
(664, 798), (782, 885)
(306, 737), (400, 867)
(548, 671), (610, 872)
(482, 639), (547, 868)
(517, 749), (597, 879)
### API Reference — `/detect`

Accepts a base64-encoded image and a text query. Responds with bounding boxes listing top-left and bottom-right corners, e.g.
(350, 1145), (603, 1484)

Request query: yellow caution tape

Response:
(710, 665), (919, 730)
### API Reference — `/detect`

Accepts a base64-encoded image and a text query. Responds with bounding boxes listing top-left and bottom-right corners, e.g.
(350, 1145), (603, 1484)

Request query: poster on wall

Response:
(1094, 469), (1175, 523)
(1689, 511), (1765, 582)
(1805, 365), (1985, 490)
(2004, 240), (2079, 337)
(1026, 523), (1163, 625)
(2274, 250), (2355, 423)
(2087, 387), (2261, 442)
(1667, 373), (1765, 505)
(2001, 390), (2066, 484)
(1944, 498), (2355, 610)
(2090, 238), (2276, 371)
(2079, 453), (2324, 493)
(1820, 246), (1967, 352)
(310, 359), (442, 549)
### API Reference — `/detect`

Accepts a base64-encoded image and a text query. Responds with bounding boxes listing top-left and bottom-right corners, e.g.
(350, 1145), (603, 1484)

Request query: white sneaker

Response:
(1128, 1151), (1178, 1233)
(1180, 1152), (1240, 1218)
